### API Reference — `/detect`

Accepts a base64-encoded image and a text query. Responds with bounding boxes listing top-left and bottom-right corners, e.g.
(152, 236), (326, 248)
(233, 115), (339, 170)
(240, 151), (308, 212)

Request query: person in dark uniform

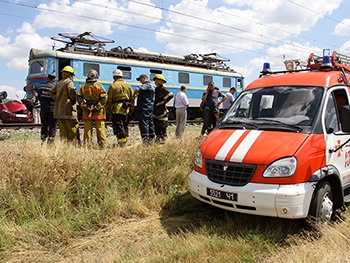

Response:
(153, 74), (173, 143)
(201, 81), (226, 135)
(134, 74), (155, 145)
(38, 74), (58, 144)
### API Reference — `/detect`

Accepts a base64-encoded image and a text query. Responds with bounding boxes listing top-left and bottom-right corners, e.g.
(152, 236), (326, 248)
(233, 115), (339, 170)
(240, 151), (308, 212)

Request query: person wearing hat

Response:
(38, 73), (58, 144)
(77, 69), (108, 148)
(153, 74), (173, 143)
(50, 66), (80, 143)
(134, 74), (155, 145)
(106, 69), (134, 146)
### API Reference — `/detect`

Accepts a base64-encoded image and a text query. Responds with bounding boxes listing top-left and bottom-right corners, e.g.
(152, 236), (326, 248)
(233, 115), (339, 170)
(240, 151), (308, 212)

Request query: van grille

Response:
(206, 160), (257, 186)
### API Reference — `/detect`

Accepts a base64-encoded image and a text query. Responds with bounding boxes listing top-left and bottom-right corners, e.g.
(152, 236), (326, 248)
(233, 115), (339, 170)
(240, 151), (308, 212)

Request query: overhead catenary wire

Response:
(0, 0), (279, 59)
(0, 0), (347, 59)
(173, 0), (347, 49)
(126, 0), (332, 53)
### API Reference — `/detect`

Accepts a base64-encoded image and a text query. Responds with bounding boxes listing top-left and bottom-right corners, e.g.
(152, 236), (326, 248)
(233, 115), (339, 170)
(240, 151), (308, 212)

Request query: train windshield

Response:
(220, 86), (323, 129)
(29, 59), (46, 75)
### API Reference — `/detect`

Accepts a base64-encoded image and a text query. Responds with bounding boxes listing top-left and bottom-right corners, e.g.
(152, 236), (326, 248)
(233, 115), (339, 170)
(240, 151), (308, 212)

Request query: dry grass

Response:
(264, 217), (350, 263)
(0, 127), (349, 263)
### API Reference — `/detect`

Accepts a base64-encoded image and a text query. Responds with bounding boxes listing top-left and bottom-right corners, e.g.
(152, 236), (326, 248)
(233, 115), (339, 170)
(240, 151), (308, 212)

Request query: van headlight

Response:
(194, 148), (203, 168)
(263, 157), (297, 177)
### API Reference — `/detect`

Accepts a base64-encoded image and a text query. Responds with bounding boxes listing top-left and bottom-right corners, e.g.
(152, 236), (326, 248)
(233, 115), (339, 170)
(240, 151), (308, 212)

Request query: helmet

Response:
(87, 69), (99, 80)
(153, 74), (166, 83)
(61, 66), (75, 75)
(113, 69), (123, 77)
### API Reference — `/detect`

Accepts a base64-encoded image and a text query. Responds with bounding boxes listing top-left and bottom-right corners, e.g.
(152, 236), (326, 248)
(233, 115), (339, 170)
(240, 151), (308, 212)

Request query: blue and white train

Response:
(25, 32), (244, 119)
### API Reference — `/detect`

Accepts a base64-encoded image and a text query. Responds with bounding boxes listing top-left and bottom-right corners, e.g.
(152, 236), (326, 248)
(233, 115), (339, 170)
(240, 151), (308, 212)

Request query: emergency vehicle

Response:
(188, 50), (350, 220)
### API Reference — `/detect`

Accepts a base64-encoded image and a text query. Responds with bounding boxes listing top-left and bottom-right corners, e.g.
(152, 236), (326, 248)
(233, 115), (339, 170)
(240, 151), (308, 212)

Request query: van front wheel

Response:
(309, 181), (333, 221)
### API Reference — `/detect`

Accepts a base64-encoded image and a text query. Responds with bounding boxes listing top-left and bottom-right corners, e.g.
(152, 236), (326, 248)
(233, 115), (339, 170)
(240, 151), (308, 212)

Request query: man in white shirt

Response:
(222, 87), (236, 113)
(174, 85), (189, 138)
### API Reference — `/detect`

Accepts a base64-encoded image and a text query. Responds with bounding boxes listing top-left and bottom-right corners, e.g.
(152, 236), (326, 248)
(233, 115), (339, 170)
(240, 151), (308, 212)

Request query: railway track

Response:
(0, 120), (203, 130)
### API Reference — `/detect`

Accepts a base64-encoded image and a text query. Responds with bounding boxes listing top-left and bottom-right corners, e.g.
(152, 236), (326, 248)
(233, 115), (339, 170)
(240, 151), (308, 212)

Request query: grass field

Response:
(0, 127), (349, 263)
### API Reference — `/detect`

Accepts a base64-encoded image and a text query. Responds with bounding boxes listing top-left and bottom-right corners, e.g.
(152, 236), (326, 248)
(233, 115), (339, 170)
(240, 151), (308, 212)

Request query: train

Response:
(24, 32), (244, 119)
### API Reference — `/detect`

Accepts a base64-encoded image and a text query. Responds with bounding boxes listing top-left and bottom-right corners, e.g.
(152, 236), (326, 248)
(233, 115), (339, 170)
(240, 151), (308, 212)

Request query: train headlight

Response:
(263, 157), (297, 177)
(194, 148), (203, 168)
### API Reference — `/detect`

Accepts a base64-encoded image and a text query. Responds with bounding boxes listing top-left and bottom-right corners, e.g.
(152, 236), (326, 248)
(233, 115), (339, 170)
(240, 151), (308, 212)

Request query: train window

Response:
(117, 66), (132, 80)
(122, 71), (131, 79)
(203, 75), (213, 85)
(223, 77), (231, 87)
(150, 69), (162, 74)
(149, 70), (162, 82)
(179, 73), (189, 84)
(30, 60), (45, 75)
(83, 63), (100, 76)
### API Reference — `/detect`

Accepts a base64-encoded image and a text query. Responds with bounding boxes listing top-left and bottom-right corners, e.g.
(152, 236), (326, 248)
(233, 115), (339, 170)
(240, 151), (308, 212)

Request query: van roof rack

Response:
(307, 51), (350, 72)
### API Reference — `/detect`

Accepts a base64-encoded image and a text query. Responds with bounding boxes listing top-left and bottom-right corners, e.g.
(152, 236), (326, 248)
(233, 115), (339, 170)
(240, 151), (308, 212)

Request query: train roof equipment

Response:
(51, 32), (236, 72)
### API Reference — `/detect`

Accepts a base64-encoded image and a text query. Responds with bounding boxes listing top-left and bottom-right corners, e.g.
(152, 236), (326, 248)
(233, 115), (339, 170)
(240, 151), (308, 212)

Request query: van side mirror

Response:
(341, 105), (350, 132)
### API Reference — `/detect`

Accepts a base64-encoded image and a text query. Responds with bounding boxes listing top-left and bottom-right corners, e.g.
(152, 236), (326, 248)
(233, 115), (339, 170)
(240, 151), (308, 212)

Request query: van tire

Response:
(309, 181), (333, 221)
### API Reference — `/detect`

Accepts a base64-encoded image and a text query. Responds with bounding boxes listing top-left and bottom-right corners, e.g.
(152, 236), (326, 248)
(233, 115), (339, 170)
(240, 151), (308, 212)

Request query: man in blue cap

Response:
(134, 74), (155, 145)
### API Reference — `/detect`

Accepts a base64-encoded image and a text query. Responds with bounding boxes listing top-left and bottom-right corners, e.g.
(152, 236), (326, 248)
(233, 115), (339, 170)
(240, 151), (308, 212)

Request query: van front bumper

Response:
(188, 170), (316, 219)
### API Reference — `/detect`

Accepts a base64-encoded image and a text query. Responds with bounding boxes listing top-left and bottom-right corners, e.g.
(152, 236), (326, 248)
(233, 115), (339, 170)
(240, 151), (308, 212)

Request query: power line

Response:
(0, 0), (278, 58)
(0, 0), (345, 59)
(166, 0), (342, 49)
(286, 0), (350, 26)
(76, 0), (280, 49)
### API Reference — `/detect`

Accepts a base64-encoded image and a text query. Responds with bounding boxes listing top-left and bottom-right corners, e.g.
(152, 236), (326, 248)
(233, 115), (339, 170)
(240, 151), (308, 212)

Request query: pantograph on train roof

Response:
(51, 32), (237, 72)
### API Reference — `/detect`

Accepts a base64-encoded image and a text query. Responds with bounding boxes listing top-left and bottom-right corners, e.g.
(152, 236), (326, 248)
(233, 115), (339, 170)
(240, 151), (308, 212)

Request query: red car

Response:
(0, 99), (34, 123)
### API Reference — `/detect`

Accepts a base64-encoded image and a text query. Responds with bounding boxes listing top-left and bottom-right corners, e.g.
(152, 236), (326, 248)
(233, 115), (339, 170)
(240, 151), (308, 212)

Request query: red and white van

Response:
(188, 50), (350, 220)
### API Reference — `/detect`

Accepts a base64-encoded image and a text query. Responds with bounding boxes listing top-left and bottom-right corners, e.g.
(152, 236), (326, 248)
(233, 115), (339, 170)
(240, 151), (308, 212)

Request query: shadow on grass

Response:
(159, 191), (308, 245)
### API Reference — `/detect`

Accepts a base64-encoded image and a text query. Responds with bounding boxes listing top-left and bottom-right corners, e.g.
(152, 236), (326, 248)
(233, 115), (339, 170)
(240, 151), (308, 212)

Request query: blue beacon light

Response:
(262, 62), (272, 74)
(322, 49), (332, 67)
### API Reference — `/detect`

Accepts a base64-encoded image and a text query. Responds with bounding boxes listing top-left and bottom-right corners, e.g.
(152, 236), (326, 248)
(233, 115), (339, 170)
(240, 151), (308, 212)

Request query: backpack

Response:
(200, 100), (206, 111)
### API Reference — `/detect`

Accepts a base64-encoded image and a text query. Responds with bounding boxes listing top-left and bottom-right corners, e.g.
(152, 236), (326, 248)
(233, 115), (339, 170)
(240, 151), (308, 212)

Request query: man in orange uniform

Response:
(77, 69), (108, 148)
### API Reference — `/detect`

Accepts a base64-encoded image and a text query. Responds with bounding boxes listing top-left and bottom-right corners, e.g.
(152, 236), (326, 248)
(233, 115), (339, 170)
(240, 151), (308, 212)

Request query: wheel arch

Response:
(309, 165), (344, 211)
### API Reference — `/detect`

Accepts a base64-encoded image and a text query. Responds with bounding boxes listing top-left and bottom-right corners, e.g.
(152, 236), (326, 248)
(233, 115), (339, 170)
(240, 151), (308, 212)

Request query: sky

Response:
(1, 0), (350, 99)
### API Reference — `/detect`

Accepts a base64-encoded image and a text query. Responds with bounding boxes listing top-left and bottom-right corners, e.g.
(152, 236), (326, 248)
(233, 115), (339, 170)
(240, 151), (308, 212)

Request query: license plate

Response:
(15, 114), (27, 118)
(207, 188), (237, 201)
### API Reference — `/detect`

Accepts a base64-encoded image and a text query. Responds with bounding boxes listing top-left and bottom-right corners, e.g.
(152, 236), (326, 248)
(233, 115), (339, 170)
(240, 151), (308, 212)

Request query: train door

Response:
(58, 58), (71, 80)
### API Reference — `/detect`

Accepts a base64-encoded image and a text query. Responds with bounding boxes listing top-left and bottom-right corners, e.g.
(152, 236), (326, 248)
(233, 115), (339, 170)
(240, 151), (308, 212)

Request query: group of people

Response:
(36, 66), (187, 147)
(36, 66), (234, 146)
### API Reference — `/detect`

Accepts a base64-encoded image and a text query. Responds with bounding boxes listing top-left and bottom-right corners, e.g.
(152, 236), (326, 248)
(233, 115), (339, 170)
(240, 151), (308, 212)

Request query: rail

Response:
(0, 120), (203, 130)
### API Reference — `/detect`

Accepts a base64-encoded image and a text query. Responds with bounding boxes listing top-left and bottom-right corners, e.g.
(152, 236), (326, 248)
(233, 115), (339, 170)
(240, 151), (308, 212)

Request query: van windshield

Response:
(221, 86), (323, 128)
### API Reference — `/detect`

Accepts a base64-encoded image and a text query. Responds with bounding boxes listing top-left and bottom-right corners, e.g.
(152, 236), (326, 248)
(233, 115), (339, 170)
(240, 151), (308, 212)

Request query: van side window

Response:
(334, 89), (349, 129)
(325, 94), (340, 132)
(325, 89), (348, 133)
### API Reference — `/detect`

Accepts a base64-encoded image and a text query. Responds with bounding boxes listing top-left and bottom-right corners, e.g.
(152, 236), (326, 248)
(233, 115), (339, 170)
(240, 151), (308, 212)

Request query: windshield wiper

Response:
(256, 118), (302, 132)
(220, 118), (258, 129)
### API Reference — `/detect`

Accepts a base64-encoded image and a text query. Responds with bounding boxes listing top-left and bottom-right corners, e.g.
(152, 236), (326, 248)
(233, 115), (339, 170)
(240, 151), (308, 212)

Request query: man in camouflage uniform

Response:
(50, 66), (80, 142)
(107, 69), (134, 146)
(153, 74), (173, 143)
(77, 69), (108, 148)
